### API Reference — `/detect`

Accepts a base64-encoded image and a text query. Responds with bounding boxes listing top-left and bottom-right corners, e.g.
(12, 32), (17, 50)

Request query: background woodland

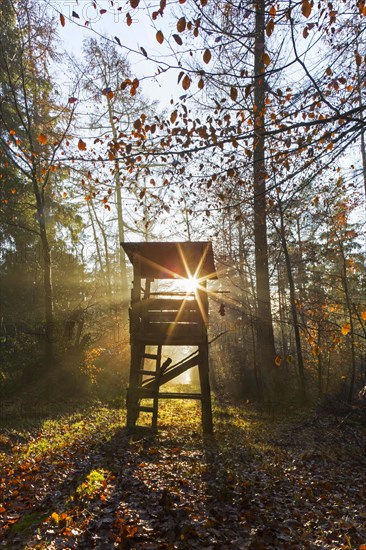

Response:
(0, 0), (365, 408)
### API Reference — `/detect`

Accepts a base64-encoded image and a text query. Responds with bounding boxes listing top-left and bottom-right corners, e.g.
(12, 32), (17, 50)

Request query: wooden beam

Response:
(142, 353), (200, 389)
(158, 392), (202, 399)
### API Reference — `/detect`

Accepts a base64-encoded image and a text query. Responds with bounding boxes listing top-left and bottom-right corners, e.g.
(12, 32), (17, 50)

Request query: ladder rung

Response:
(158, 392), (202, 400)
(139, 369), (157, 375)
(138, 406), (156, 413)
(141, 353), (160, 360)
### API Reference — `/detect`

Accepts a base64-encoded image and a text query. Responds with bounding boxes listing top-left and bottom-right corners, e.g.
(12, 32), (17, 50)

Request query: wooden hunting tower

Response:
(121, 241), (217, 434)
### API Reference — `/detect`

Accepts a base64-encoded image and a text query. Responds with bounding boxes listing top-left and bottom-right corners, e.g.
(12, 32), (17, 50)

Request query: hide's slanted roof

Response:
(121, 241), (217, 280)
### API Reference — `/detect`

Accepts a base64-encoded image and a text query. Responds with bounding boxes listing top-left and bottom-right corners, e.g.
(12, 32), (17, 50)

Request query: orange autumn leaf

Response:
(9, 130), (16, 136)
(302, 0), (312, 18)
(274, 355), (282, 367)
(182, 74), (191, 90)
(203, 48), (211, 64)
(60, 13), (65, 27)
(266, 19), (274, 37)
(78, 139), (87, 151)
(230, 86), (238, 101)
(177, 16), (186, 32)
(341, 323), (351, 336)
(156, 30), (164, 44)
(38, 133), (47, 145)
(262, 53), (271, 67)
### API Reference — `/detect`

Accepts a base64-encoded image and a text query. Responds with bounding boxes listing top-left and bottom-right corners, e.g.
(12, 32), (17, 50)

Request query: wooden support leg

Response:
(198, 342), (213, 435)
(127, 341), (143, 429)
(151, 345), (162, 430)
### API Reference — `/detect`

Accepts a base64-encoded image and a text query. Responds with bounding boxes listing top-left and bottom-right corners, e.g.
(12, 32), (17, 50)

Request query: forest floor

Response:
(0, 391), (365, 549)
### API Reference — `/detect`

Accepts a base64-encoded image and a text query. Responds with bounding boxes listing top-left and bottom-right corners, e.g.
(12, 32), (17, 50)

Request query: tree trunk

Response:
(253, 0), (276, 397)
(87, 200), (105, 280)
(106, 97), (128, 294)
(90, 198), (112, 300)
(278, 199), (306, 399)
(338, 236), (357, 402)
(32, 177), (54, 365)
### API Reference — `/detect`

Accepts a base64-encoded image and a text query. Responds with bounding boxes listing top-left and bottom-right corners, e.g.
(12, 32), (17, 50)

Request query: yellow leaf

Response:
(38, 133), (47, 145)
(51, 512), (59, 523)
(362, 311), (366, 321)
(156, 30), (164, 44)
(203, 48), (211, 64)
(274, 355), (282, 367)
(85, 195), (91, 201)
(341, 323), (350, 335)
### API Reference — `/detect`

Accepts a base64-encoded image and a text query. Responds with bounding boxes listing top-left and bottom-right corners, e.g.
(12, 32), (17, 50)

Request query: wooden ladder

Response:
(134, 344), (162, 431)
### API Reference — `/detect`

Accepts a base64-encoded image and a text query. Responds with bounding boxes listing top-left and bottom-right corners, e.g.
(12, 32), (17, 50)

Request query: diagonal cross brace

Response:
(142, 353), (200, 389)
